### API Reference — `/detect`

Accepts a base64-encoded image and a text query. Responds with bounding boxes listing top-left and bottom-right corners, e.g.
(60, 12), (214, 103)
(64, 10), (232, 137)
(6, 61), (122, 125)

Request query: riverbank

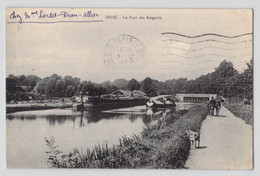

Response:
(6, 103), (72, 113)
(223, 103), (253, 125)
(46, 104), (208, 168)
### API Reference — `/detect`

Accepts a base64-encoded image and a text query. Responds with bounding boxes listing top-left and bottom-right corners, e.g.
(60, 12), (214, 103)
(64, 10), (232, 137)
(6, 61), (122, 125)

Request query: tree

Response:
(18, 75), (28, 85)
(225, 74), (243, 98)
(25, 75), (42, 92)
(128, 78), (140, 91)
(77, 81), (95, 95)
(65, 85), (75, 97)
(34, 80), (46, 94)
(241, 59), (253, 100)
(211, 60), (238, 97)
(34, 74), (61, 97)
(45, 74), (62, 97)
(141, 77), (157, 97)
(112, 79), (129, 89)
(55, 78), (66, 97)
(8, 59), (253, 100)
(6, 75), (18, 93)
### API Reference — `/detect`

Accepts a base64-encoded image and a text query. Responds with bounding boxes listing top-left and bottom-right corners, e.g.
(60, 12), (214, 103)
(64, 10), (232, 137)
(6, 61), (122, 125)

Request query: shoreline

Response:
(6, 103), (73, 113)
(6, 101), (197, 114)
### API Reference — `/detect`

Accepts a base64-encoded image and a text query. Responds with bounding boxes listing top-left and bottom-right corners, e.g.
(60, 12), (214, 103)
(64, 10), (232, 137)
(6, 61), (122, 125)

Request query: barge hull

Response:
(73, 99), (148, 111)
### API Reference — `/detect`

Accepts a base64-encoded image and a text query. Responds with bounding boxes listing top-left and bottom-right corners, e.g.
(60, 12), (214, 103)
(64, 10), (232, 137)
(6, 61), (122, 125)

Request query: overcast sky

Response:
(6, 8), (252, 82)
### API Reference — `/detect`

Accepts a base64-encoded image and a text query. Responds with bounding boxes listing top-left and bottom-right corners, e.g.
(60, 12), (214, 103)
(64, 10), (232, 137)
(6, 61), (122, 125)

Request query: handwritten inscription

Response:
(9, 10), (99, 23)
(8, 9), (162, 24)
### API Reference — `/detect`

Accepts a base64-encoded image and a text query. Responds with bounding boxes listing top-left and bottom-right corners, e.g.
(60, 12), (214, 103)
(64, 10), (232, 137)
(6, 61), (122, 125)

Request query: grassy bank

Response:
(46, 104), (208, 168)
(224, 103), (253, 125)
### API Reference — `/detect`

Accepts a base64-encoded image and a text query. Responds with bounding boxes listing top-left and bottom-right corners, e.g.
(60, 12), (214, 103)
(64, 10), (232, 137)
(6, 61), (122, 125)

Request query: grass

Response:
(45, 105), (208, 168)
(224, 102), (253, 125)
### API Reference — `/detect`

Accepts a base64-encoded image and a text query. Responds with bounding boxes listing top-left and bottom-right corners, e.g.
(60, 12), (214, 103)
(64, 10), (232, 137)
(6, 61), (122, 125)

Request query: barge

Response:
(73, 90), (149, 111)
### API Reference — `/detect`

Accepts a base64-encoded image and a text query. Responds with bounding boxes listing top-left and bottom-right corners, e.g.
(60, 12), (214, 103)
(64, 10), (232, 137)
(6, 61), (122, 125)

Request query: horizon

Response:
(6, 59), (252, 84)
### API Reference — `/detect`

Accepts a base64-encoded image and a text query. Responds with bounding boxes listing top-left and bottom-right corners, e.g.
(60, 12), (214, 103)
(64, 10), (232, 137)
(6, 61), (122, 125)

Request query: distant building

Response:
(111, 89), (147, 99)
(176, 94), (217, 102)
(111, 90), (133, 97)
(132, 90), (147, 98)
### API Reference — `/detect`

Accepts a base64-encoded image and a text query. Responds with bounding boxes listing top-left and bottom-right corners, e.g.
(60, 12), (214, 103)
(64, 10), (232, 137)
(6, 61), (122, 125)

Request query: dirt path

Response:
(185, 106), (253, 169)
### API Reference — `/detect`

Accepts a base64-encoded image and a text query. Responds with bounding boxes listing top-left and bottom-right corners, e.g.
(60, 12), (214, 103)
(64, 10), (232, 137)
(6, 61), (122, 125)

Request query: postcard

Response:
(6, 8), (253, 169)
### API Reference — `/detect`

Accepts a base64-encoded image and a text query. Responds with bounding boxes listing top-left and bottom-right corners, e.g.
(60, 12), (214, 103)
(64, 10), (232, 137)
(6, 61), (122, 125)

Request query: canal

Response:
(6, 103), (195, 168)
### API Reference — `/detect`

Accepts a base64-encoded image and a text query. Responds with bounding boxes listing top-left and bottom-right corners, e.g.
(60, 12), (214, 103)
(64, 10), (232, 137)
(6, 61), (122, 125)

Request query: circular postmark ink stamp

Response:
(103, 34), (145, 69)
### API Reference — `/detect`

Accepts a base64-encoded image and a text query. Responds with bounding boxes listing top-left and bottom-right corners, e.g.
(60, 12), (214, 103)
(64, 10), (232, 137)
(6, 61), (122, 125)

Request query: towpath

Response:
(185, 106), (253, 169)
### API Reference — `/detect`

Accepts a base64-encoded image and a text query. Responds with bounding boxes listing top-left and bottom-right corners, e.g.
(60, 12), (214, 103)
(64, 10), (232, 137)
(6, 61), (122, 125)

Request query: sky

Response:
(6, 8), (253, 83)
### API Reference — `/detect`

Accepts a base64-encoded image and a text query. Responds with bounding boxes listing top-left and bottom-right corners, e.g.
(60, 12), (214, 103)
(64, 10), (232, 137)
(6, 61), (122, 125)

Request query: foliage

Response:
(112, 79), (129, 89)
(241, 59), (253, 100)
(45, 137), (62, 168)
(7, 59), (253, 101)
(211, 60), (238, 97)
(6, 74), (41, 93)
(6, 74), (42, 102)
(141, 77), (158, 97)
(128, 78), (140, 91)
(6, 75), (18, 93)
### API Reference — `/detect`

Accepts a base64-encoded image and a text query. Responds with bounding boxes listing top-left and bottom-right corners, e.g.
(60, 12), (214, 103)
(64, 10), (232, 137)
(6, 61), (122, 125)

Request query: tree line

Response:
(6, 59), (253, 102)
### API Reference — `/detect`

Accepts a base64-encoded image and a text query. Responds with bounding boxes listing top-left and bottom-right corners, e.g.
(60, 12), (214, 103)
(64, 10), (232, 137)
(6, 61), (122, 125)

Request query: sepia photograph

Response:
(5, 8), (253, 169)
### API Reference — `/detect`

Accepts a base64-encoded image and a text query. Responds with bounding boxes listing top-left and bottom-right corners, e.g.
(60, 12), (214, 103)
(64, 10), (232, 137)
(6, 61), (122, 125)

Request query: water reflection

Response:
(6, 103), (195, 168)
(73, 111), (151, 129)
(7, 114), (37, 121)
(46, 115), (74, 126)
(6, 104), (190, 128)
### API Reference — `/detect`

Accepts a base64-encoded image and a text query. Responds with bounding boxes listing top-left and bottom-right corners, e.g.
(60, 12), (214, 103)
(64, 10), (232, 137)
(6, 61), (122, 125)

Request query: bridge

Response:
(176, 94), (217, 103)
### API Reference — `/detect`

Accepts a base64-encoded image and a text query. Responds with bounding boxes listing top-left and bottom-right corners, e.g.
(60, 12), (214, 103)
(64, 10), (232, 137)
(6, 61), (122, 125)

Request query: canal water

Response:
(6, 103), (195, 168)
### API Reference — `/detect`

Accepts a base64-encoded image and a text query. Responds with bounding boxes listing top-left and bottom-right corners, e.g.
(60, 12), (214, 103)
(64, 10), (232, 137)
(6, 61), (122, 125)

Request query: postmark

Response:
(103, 34), (145, 69)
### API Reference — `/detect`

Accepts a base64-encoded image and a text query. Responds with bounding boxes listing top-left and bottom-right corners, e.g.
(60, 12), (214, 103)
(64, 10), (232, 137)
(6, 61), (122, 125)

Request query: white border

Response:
(1, 0), (259, 176)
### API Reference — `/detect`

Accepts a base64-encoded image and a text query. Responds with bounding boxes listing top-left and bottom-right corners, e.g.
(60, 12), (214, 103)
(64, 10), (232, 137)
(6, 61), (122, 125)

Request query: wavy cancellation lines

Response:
(161, 32), (253, 39)
(161, 53), (252, 59)
(161, 32), (253, 60)
(162, 39), (252, 45)
(162, 46), (252, 52)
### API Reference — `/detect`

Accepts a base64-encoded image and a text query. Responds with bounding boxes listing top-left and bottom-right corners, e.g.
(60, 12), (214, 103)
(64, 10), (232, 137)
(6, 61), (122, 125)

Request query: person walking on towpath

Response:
(208, 97), (216, 116)
(215, 100), (222, 116)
